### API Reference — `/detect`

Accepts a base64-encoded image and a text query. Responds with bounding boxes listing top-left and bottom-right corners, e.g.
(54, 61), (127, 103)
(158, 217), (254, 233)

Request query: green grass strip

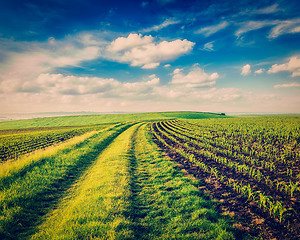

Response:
(0, 124), (121, 191)
(0, 111), (226, 130)
(0, 123), (132, 240)
(125, 124), (235, 239)
(0, 130), (98, 189)
(30, 123), (142, 240)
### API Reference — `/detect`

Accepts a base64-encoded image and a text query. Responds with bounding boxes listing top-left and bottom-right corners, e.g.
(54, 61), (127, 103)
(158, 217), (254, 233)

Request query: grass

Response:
(127, 123), (234, 239)
(30, 123), (234, 239)
(0, 130), (98, 190)
(0, 123), (132, 240)
(31, 123), (142, 240)
(0, 111), (227, 130)
(0, 124), (114, 161)
(0, 112), (238, 239)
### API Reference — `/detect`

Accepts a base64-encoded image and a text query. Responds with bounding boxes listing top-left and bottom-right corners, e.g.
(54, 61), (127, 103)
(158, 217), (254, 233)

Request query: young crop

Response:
(152, 118), (299, 227)
(0, 123), (132, 238)
(0, 125), (110, 161)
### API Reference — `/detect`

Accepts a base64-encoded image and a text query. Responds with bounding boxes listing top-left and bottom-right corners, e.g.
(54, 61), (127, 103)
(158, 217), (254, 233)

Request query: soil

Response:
(151, 122), (300, 240)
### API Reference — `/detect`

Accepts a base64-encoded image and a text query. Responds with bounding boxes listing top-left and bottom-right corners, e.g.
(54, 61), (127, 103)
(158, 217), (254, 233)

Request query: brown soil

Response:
(152, 122), (300, 240)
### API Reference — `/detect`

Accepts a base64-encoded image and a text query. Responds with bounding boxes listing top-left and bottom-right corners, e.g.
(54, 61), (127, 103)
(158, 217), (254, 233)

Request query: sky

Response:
(0, 0), (300, 114)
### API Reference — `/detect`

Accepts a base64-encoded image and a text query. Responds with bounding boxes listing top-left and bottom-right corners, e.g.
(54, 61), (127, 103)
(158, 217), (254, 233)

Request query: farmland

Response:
(151, 116), (300, 239)
(0, 112), (299, 239)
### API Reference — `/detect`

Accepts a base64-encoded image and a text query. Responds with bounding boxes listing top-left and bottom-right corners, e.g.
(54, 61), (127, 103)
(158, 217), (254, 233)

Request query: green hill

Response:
(0, 111), (227, 130)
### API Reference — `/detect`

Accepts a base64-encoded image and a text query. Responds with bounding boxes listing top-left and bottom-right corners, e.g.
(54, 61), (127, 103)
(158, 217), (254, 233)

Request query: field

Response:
(0, 112), (299, 239)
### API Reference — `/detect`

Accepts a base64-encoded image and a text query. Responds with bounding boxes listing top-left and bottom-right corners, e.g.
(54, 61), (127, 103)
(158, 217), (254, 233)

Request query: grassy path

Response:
(0, 130), (98, 190)
(0, 123), (132, 240)
(31, 123), (142, 239)
(127, 124), (234, 239)
(1, 122), (234, 239)
(31, 123), (234, 239)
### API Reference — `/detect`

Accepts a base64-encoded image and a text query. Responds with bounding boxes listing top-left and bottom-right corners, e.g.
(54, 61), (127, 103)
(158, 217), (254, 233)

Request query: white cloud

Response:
(1, 65), (227, 109)
(0, 33), (105, 94)
(17, 73), (161, 100)
(274, 83), (300, 88)
(107, 34), (194, 69)
(254, 68), (264, 74)
(200, 88), (241, 102)
(141, 62), (160, 69)
(171, 65), (219, 88)
(142, 19), (180, 32)
(241, 64), (251, 76)
(236, 3), (283, 17)
(154, 86), (241, 103)
(235, 19), (300, 39)
(253, 3), (283, 14)
(2, 68), (298, 113)
(268, 19), (300, 38)
(107, 33), (153, 52)
(78, 34), (108, 46)
(35, 74), (119, 95)
(164, 64), (171, 68)
(195, 21), (229, 37)
(268, 56), (300, 77)
(48, 37), (56, 45)
(235, 20), (277, 38)
(203, 41), (214, 51)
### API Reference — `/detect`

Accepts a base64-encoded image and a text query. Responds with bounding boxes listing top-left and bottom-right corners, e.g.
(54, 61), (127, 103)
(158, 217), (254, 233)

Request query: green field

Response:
(0, 111), (226, 130)
(0, 112), (299, 239)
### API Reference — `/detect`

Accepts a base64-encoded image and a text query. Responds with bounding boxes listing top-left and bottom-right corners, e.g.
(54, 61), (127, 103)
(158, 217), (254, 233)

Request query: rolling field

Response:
(151, 116), (300, 239)
(0, 112), (299, 239)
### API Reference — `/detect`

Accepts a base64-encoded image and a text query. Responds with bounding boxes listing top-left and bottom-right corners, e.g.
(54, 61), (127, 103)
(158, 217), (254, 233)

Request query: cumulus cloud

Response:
(15, 73), (161, 100)
(241, 64), (251, 76)
(107, 33), (153, 52)
(254, 68), (264, 74)
(171, 65), (219, 88)
(0, 33), (105, 94)
(27, 74), (118, 96)
(2, 63), (240, 111)
(200, 88), (241, 102)
(141, 62), (160, 69)
(154, 85), (241, 104)
(268, 56), (300, 77)
(274, 82), (300, 88)
(195, 21), (229, 37)
(122, 74), (160, 98)
(106, 33), (194, 69)
(0, 67), (257, 113)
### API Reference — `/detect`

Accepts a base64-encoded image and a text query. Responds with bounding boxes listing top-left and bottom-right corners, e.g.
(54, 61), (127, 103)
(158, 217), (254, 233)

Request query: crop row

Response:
(0, 123), (132, 239)
(163, 121), (299, 196)
(165, 120), (277, 172)
(0, 125), (108, 161)
(151, 121), (298, 225)
(0, 122), (235, 239)
(175, 117), (300, 169)
(171, 119), (300, 182)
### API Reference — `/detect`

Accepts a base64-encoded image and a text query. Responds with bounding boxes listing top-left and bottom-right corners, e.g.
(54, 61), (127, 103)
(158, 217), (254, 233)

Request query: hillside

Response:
(0, 111), (227, 130)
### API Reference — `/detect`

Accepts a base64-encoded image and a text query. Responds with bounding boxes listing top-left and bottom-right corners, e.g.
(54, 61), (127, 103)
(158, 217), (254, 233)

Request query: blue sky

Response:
(1, 0), (300, 113)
